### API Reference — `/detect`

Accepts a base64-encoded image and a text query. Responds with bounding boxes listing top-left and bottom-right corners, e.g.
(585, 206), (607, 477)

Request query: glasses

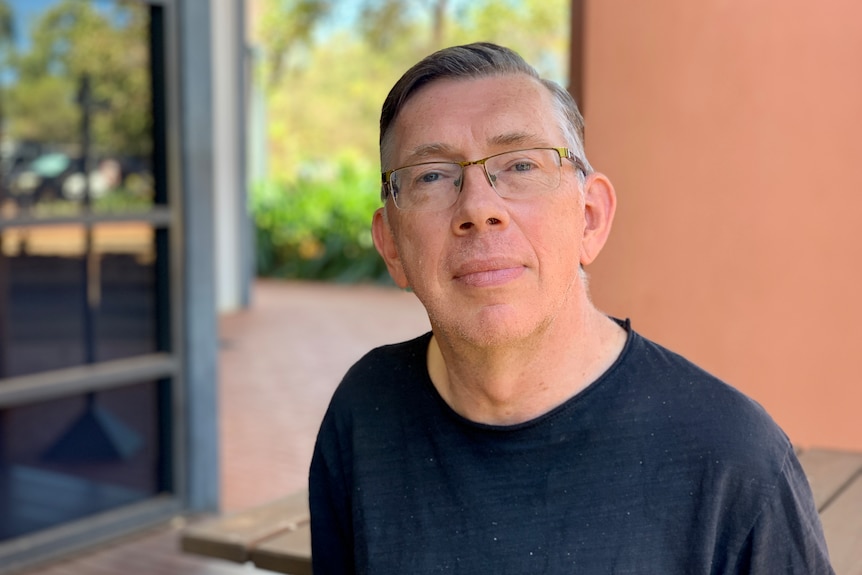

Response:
(381, 147), (588, 212)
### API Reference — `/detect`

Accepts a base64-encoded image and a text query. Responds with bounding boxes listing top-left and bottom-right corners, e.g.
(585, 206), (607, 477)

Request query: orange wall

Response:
(579, 0), (862, 450)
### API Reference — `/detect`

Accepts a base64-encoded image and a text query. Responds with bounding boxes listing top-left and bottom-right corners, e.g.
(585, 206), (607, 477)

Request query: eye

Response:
(511, 160), (538, 172)
(498, 152), (545, 174)
(410, 164), (459, 187)
(418, 171), (443, 184)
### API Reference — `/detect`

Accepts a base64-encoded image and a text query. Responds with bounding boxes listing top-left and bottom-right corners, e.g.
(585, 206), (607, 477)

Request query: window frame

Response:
(0, 0), (209, 568)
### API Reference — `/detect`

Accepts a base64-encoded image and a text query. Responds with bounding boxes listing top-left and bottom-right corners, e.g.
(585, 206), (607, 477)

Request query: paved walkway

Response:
(21, 280), (430, 574)
(219, 279), (430, 512)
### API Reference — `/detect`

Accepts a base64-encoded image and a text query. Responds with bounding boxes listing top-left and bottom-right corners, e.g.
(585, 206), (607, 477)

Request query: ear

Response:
(372, 207), (410, 288)
(579, 172), (617, 266)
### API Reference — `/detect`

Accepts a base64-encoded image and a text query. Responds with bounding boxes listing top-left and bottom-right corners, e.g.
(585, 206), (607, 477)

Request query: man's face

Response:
(373, 74), (601, 348)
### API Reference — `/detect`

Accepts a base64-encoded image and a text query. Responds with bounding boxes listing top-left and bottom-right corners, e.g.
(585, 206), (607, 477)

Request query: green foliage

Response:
(4, 0), (151, 156)
(251, 155), (393, 284)
(260, 0), (334, 85)
(265, 34), (423, 180)
(0, 1), (14, 49)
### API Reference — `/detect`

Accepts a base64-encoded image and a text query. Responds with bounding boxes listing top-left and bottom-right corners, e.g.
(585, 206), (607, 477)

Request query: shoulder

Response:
(342, 331), (431, 380)
(607, 329), (830, 563)
(315, 331), (433, 437)
(332, 331), (432, 402)
(311, 332), (432, 466)
(606, 327), (793, 472)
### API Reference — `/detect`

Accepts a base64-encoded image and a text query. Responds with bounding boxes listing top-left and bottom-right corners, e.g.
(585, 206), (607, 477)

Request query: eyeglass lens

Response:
(391, 148), (564, 211)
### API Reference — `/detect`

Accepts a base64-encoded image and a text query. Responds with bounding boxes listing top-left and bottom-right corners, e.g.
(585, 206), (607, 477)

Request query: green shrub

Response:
(251, 155), (393, 284)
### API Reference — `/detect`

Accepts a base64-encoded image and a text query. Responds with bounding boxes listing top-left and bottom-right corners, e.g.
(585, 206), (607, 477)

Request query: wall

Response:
(580, 0), (862, 450)
(212, 0), (251, 312)
(212, 0), (241, 312)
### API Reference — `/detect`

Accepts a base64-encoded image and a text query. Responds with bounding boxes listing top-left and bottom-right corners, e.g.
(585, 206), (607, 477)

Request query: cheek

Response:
(525, 198), (585, 270)
(393, 227), (441, 287)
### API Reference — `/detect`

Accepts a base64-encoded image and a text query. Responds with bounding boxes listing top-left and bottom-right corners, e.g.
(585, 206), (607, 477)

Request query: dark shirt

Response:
(310, 323), (834, 574)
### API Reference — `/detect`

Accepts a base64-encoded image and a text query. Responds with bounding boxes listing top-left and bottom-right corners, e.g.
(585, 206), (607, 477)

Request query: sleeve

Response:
(741, 449), (835, 574)
(309, 408), (355, 575)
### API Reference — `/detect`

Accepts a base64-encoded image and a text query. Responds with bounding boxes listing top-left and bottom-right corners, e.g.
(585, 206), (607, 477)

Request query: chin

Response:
(439, 309), (548, 350)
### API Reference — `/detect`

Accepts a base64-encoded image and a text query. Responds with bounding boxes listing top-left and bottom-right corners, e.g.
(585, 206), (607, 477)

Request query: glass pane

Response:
(94, 223), (161, 363)
(0, 223), (162, 378)
(0, 0), (156, 219)
(0, 380), (171, 541)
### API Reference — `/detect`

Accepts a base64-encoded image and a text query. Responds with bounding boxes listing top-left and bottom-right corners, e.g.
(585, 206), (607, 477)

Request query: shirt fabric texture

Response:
(309, 322), (834, 574)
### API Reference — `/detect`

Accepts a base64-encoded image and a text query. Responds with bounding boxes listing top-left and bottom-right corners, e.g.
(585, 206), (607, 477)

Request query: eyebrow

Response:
(488, 132), (544, 149)
(404, 132), (547, 164)
(406, 143), (455, 162)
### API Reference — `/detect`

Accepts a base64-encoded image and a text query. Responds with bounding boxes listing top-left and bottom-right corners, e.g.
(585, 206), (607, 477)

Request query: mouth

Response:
(452, 260), (526, 288)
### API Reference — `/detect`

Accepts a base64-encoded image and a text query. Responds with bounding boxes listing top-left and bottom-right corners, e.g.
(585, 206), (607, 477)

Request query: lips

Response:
(452, 259), (526, 288)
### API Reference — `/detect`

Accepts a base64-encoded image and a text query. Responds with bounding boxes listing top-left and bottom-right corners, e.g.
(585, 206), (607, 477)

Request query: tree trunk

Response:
(431, 0), (447, 50)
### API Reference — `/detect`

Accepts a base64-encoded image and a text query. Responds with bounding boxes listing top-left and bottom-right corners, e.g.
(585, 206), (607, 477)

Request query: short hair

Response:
(379, 42), (591, 173)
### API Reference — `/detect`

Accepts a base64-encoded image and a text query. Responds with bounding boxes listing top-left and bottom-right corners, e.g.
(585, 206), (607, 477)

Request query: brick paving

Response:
(18, 280), (430, 574)
(219, 279), (429, 513)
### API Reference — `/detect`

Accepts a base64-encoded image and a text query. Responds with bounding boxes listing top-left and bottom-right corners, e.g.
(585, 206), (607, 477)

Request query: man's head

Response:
(372, 43), (616, 349)
(379, 42), (591, 175)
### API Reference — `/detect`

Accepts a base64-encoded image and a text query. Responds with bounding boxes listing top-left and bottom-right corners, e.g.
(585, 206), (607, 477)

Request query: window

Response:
(0, 0), (183, 566)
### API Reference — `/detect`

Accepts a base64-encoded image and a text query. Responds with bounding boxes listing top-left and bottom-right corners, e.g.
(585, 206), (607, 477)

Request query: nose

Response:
(451, 163), (509, 233)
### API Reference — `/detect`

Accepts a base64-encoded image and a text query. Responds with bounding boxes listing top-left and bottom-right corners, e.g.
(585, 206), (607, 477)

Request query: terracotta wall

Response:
(578, 0), (862, 450)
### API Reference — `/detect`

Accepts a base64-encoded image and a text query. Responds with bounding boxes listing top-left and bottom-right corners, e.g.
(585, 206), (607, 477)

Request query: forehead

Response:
(390, 74), (561, 161)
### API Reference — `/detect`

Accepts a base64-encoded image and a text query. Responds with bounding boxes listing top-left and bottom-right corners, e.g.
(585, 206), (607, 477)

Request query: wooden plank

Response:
(819, 472), (862, 575)
(251, 522), (312, 575)
(180, 489), (309, 563)
(797, 449), (862, 511)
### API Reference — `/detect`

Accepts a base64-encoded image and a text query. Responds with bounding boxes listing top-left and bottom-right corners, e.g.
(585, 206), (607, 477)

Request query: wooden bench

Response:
(180, 489), (311, 574)
(181, 448), (862, 574)
(796, 448), (862, 574)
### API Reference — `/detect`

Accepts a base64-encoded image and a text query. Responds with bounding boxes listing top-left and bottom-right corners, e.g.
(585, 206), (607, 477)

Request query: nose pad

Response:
(452, 163), (509, 232)
(457, 163), (496, 194)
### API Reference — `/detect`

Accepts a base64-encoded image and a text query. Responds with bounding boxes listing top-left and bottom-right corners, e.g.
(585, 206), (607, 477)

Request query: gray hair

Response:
(379, 42), (592, 174)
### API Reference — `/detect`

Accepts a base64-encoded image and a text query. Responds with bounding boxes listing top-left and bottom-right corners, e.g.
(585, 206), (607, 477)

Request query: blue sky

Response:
(8, 0), (56, 43)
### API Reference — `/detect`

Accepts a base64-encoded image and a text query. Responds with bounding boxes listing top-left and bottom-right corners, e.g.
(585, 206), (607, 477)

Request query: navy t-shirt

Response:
(309, 324), (833, 574)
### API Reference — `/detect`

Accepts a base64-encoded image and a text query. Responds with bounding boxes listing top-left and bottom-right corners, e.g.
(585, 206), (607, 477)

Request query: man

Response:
(309, 42), (833, 574)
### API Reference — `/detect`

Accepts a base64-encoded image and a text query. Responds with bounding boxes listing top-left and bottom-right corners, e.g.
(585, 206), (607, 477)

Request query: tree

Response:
(259, 0), (333, 86)
(0, 1), (14, 76)
(0, 0), (15, 153)
(260, 0), (452, 88)
(5, 0), (152, 157)
(0, 1), (11, 48)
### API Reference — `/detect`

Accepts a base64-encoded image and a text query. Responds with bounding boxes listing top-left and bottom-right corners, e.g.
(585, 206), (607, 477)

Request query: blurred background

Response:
(0, 0), (859, 571)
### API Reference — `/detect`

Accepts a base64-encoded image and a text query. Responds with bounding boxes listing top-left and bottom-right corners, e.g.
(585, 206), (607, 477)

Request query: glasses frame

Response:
(381, 147), (588, 211)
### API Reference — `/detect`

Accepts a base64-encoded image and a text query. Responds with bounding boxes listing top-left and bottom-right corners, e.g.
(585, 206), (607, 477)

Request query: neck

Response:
(427, 302), (626, 426)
